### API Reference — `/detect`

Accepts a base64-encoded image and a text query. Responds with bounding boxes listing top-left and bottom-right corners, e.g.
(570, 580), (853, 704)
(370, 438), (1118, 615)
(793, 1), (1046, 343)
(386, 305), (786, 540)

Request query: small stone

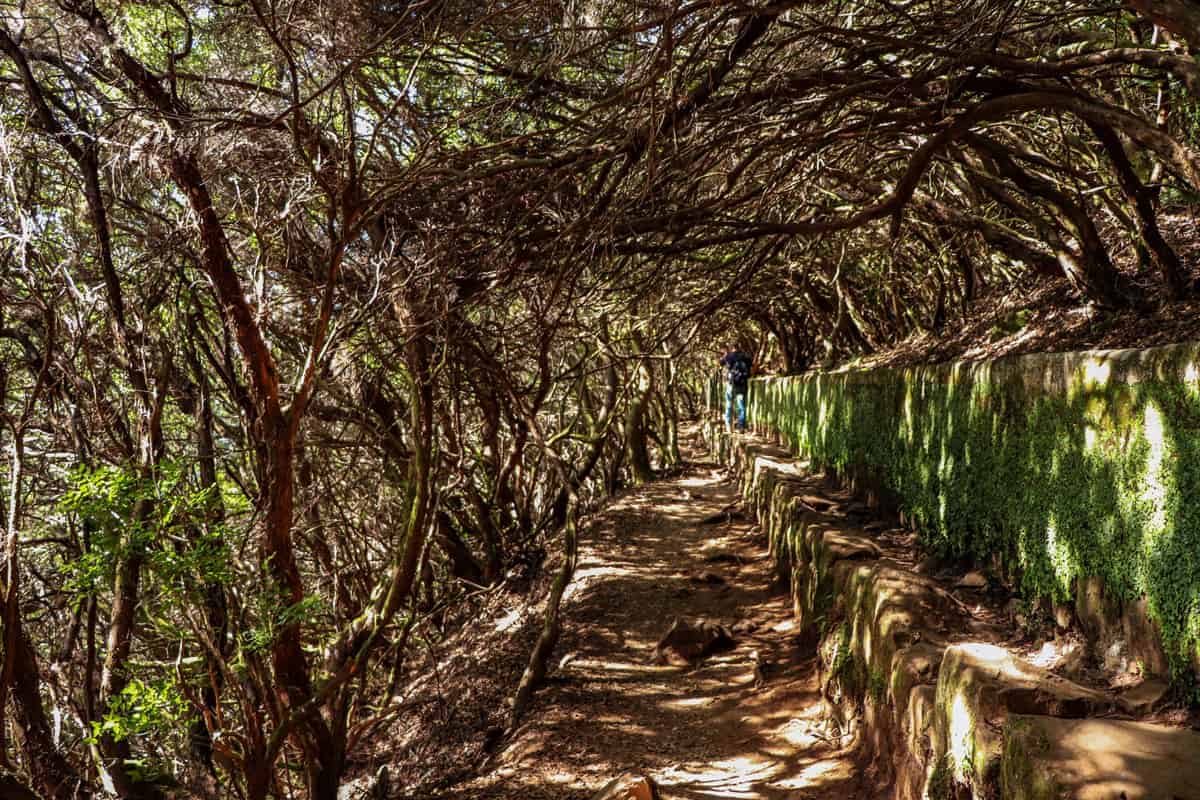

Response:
(1055, 638), (1087, 676)
(1054, 604), (1073, 630)
(914, 556), (939, 575)
(1004, 598), (1029, 629)
(653, 618), (735, 666)
(956, 570), (988, 589)
(1119, 678), (1171, 715)
(1103, 639), (1130, 674)
(751, 649), (777, 688)
(798, 494), (836, 511)
(593, 773), (661, 800)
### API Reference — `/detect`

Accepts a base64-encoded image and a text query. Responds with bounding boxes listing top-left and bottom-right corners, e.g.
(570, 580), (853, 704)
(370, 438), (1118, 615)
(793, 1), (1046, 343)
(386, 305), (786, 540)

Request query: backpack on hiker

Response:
(725, 353), (751, 392)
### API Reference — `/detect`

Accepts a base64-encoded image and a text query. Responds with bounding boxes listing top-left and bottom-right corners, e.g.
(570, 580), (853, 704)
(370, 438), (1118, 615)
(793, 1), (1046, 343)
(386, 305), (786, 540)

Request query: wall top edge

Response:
(755, 339), (1200, 388)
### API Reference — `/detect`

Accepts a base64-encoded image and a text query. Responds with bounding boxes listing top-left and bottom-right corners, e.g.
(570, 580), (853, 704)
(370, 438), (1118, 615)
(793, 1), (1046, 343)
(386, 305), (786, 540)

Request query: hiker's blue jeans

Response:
(725, 384), (747, 431)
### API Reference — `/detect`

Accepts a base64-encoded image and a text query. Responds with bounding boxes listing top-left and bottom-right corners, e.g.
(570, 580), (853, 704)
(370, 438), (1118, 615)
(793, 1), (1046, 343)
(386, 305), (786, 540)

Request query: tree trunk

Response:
(624, 349), (655, 485)
(1093, 124), (1189, 297)
(509, 490), (577, 730)
(663, 351), (683, 466)
(2, 433), (83, 799)
(1124, 0), (1200, 46)
(97, 499), (150, 796)
(956, 250), (978, 310)
(435, 511), (486, 586)
(178, 364), (231, 788)
(970, 136), (1132, 307)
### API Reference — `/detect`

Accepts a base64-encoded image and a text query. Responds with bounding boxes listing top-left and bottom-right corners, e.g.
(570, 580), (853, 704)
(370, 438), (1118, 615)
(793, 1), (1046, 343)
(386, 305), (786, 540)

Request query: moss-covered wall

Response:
(748, 342), (1200, 681)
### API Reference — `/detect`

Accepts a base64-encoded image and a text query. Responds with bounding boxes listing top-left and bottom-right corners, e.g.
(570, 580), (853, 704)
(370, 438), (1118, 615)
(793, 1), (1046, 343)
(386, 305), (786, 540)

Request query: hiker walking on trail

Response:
(719, 347), (752, 432)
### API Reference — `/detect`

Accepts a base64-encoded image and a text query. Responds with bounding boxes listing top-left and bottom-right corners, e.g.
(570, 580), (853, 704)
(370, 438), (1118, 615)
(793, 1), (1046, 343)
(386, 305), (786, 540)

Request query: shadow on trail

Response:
(457, 436), (877, 800)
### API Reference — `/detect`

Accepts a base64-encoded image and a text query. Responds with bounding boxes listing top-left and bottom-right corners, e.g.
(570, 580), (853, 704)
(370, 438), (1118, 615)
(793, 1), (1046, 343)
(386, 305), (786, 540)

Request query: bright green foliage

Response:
(60, 462), (231, 599)
(89, 678), (188, 744)
(987, 309), (1032, 342)
(749, 343), (1200, 681)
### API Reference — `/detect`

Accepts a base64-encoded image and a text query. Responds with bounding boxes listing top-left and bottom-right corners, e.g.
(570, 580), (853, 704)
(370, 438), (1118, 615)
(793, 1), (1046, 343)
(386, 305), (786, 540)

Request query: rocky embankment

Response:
(720, 432), (1200, 800)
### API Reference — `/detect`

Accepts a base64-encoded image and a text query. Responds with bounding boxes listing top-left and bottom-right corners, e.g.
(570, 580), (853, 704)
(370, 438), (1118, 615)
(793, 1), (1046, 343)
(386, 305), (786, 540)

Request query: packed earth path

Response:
(455, 432), (882, 800)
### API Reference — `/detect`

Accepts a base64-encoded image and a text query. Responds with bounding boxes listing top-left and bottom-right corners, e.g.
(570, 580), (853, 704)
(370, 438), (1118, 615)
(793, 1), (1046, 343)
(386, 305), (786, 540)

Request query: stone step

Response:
(1002, 715), (1200, 800)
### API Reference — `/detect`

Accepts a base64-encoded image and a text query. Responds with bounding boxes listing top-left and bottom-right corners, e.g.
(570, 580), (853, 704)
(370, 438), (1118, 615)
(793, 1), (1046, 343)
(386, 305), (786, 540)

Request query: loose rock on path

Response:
(455, 447), (878, 800)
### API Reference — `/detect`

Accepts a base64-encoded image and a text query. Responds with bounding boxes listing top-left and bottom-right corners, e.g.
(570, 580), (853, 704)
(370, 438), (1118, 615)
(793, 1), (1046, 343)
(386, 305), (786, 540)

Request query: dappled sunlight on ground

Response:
(451, 432), (875, 800)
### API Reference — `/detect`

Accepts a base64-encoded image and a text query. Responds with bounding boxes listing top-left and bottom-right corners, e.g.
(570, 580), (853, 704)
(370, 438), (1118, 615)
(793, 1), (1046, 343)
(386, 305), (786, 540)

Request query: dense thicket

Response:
(1, 0), (1199, 796)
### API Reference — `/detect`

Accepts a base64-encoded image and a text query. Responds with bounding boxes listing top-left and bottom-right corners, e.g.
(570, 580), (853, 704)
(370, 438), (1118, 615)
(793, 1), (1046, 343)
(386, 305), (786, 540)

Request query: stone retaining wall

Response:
(742, 342), (1200, 685)
(723, 437), (1200, 800)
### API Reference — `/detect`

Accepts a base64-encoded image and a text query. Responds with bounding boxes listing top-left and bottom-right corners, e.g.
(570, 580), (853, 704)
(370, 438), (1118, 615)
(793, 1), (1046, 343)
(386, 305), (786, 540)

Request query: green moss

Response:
(747, 345), (1200, 685)
(926, 755), (956, 800)
(890, 661), (907, 701)
(805, 579), (835, 634)
(1000, 719), (1057, 800)
(824, 622), (864, 700)
(868, 667), (888, 703)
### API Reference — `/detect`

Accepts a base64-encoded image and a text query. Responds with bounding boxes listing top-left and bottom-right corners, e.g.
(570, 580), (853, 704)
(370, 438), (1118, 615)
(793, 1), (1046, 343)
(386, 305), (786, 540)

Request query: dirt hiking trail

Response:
(455, 437), (880, 800)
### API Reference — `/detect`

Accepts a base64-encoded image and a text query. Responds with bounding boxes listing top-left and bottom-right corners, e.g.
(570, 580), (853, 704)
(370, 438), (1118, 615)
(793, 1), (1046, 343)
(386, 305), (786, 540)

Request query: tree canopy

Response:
(1, 0), (1198, 796)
